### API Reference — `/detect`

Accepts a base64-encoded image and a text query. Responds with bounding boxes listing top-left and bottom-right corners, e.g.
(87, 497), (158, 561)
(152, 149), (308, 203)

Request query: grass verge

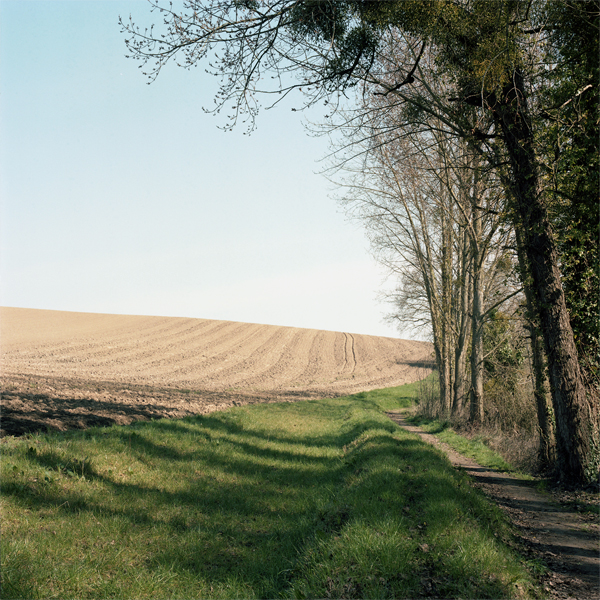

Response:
(405, 415), (528, 476)
(1, 384), (541, 599)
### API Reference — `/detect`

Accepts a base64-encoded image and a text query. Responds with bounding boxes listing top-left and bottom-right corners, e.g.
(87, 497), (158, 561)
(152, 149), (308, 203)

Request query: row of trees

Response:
(331, 92), (556, 468)
(122, 0), (598, 485)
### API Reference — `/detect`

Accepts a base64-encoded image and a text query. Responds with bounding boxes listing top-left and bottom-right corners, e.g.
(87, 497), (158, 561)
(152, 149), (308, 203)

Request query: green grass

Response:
(1, 384), (541, 599)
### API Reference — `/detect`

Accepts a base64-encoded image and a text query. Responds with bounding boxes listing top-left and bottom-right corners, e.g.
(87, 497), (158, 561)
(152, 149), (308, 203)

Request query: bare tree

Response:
(332, 101), (516, 425)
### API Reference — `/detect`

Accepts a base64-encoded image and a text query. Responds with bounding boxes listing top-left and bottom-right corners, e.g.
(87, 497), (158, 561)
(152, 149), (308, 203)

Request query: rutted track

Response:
(1, 307), (433, 436)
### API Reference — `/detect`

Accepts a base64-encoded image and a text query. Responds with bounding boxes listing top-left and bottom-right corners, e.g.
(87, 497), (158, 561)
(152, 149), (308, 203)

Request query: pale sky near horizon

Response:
(1, 0), (416, 339)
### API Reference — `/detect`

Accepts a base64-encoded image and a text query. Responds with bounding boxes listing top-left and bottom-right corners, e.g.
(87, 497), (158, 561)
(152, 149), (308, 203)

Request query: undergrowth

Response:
(1, 383), (541, 599)
(412, 372), (543, 474)
(406, 415), (522, 475)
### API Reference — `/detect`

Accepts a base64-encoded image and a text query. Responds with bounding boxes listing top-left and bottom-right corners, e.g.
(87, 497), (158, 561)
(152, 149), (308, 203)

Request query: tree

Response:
(122, 0), (599, 483)
(336, 126), (469, 418)
(376, 0), (597, 484)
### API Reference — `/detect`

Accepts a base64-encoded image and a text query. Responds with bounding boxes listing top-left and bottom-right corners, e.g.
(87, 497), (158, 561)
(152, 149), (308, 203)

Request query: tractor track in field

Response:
(344, 332), (357, 375)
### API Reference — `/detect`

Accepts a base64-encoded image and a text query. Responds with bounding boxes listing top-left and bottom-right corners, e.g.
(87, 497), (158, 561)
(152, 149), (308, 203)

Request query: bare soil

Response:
(1, 307), (433, 437)
(388, 412), (600, 600)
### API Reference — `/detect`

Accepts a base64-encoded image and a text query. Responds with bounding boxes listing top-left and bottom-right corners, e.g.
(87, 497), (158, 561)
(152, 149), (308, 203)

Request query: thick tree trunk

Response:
(529, 317), (556, 470)
(514, 226), (556, 471)
(496, 71), (597, 484)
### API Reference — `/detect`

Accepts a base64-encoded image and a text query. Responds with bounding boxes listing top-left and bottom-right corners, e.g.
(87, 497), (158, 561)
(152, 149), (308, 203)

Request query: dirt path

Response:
(387, 411), (600, 600)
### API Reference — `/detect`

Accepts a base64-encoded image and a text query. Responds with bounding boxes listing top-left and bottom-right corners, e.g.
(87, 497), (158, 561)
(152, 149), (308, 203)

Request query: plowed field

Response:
(1, 307), (433, 436)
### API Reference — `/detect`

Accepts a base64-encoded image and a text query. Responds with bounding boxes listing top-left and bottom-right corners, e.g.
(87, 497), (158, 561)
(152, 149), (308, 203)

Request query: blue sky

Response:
(1, 0), (406, 338)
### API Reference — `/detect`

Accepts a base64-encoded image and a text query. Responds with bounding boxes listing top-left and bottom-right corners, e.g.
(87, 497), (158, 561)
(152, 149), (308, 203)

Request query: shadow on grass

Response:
(4, 399), (525, 599)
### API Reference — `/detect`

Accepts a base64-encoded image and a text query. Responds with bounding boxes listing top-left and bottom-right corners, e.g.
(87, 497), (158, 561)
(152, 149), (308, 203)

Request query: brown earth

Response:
(388, 412), (600, 600)
(0, 307), (433, 437)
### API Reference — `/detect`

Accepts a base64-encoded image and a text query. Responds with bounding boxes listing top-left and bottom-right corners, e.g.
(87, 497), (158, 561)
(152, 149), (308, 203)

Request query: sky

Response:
(0, 0), (410, 338)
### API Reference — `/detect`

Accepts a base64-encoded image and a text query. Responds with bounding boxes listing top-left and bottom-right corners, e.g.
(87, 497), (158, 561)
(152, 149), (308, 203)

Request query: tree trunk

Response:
(453, 229), (471, 417)
(495, 71), (597, 484)
(514, 226), (556, 471)
(440, 200), (454, 418)
(441, 342), (452, 418)
(453, 311), (469, 417)
(429, 291), (451, 419)
(469, 217), (484, 425)
(529, 317), (556, 470)
(431, 321), (451, 419)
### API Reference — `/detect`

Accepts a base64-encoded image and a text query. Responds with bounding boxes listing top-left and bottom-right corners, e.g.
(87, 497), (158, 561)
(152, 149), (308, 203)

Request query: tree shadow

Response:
(0, 374), (325, 438)
(4, 398), (526, 599)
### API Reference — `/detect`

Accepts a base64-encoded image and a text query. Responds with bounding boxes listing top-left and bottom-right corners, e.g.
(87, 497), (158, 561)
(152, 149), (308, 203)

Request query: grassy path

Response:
(1, 383), (541, 599)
